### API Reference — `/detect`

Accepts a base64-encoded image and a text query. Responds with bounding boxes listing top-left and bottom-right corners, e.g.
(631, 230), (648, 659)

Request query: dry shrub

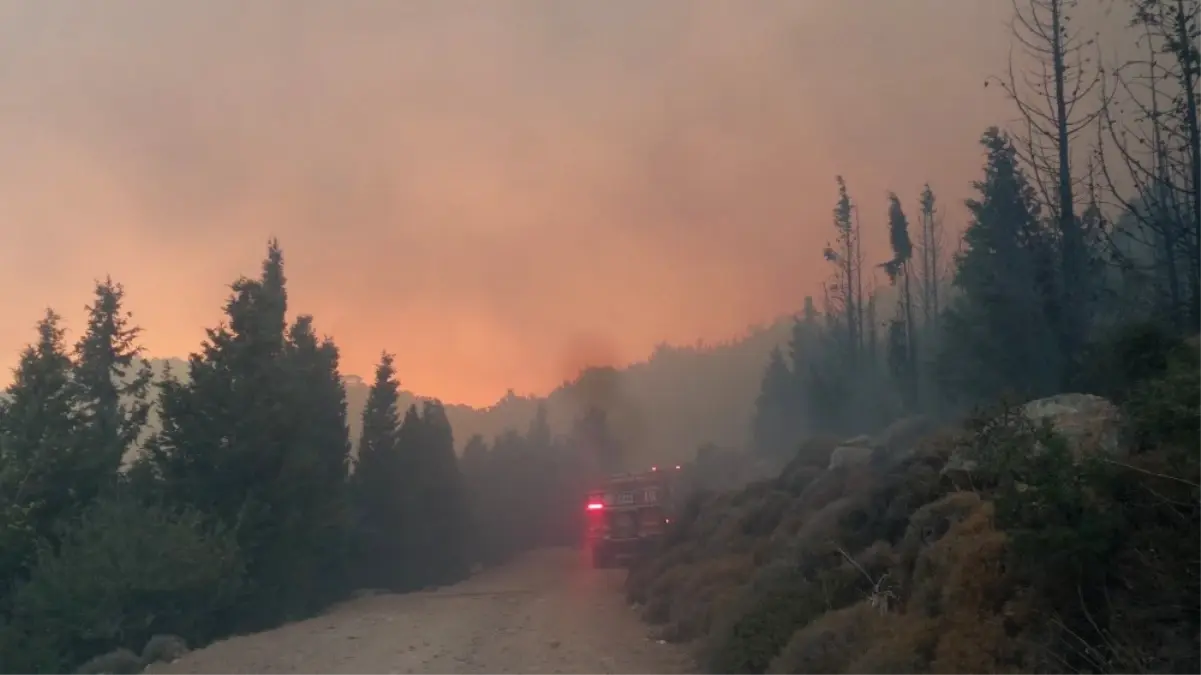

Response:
(908, 428), (960, 467)
(845, 612), (940, 674)
(627, 539), (699, 604)
(767, 601), (885, 674)
(645, 553), (756, 642)
(913, 501), (1021, 673)
(794, 465), (875, 519)
(738, 490), (794, 538)
(899, 491), (986, 605)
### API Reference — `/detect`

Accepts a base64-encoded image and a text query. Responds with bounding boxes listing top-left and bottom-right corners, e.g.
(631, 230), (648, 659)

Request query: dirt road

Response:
(153, 547), (689, 674)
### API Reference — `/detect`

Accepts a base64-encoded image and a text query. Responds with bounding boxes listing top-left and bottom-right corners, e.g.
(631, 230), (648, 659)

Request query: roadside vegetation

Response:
(0, 243), (616, 673)
(630, 0), (1201, 670)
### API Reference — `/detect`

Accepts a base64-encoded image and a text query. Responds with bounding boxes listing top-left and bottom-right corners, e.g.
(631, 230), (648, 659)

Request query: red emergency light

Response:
(586, 502), (605, 511)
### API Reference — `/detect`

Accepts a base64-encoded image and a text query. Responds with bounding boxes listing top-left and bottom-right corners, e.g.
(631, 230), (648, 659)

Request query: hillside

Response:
(626, 335), (1201, 673)
(140, 316), (794, 466)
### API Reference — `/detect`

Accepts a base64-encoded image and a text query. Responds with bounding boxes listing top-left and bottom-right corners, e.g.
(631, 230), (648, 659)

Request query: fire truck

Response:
(585, 465), (682, 568)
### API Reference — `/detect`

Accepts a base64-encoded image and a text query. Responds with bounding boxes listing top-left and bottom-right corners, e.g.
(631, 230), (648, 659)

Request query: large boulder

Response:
(942, 393), (1124, 482)
(1020, 393), (1123, 458)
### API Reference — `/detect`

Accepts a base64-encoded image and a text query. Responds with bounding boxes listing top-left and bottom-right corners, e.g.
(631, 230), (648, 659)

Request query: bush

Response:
(1123, 340), (1199, 451)
(0, 493), (244, 673)
(767, 601), (884, 674)
(1075, 322), (1184, 402)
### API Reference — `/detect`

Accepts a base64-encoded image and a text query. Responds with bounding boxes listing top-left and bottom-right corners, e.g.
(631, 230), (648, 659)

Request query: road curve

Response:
(150, 547), (690, 674)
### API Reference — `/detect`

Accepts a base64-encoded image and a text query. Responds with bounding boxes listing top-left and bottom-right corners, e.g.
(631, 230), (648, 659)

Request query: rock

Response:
(141, 634), (189, 665)
(942, 393), (1124, 484)
(1019, 393), (1123, 458)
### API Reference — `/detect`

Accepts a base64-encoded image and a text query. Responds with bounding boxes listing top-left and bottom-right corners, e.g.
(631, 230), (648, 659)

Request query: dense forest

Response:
(749, 0), (1201, 454)
(0, 240), (643, 673)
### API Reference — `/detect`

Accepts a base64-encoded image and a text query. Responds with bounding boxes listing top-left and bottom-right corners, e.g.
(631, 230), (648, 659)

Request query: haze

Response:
(0, 0), (1021, 406)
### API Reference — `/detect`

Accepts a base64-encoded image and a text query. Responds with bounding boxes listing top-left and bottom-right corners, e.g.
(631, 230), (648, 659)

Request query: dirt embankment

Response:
(150, 548), (689, 675)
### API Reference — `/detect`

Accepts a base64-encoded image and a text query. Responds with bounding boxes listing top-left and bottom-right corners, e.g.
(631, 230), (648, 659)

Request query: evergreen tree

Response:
(351, 353), (407, 590)
(915, 184), (945, 329)
(0, 310), (79, 597)
(751, 347), (797, 456)
(939, 128), (1062, 404)
(142, 240), (350, 627)
(411, 400), (471, 586)
(883, 193), (918, 407)
(279, 314), (353, 607)
(70, 277), (153, 502)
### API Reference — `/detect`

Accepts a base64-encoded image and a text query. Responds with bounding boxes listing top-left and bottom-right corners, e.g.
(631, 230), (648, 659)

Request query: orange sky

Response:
(0, 0), (1125, 407)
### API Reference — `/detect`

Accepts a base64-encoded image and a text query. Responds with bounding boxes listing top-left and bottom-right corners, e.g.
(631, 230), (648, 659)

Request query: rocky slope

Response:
(626, 358), (1200, 675)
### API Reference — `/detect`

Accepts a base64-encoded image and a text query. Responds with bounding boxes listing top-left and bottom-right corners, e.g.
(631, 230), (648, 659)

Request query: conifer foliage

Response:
(0, 240), (476, 672)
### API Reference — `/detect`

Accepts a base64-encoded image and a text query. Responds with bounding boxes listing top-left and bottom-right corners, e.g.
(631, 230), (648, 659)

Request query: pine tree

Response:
(883, 193), (918, 408)
(939, 128), (1062, 403)
(0, 310), (79, 594)
(916, 184), (945, 329)
(70, 277), (153, 502)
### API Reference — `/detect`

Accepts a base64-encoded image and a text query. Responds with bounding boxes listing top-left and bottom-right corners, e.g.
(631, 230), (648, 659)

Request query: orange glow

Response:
(0, 0), (1081, 407)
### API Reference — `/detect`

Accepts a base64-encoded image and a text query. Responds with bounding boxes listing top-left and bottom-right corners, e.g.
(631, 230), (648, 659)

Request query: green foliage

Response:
(1074, 321), (1191, 403)
(400, 400), (472, 587)
(0, 311), (83, 605)
(137, 241), (354, 629)
(962, 404), (1124, 599)
(0, 493), (243, 674)
(70, 277), (153, 487)
(350, 353), (408, 589)
(938, 128), (1062, 405)
(1122, 336), (1200, 451)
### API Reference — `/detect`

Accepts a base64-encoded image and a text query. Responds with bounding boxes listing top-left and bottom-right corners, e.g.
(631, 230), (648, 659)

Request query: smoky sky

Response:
(0, 0), (1121, 406)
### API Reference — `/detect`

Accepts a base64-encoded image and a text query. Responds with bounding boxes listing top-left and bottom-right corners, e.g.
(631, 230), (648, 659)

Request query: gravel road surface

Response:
(152, 547), (689, 674)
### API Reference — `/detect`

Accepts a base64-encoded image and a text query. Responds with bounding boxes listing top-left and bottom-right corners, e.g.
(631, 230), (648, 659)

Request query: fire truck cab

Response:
(585, 465), (681, 568)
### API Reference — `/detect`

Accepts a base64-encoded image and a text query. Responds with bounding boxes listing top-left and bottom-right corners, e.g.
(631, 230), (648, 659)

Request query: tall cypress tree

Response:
(351, 352), (406, 590)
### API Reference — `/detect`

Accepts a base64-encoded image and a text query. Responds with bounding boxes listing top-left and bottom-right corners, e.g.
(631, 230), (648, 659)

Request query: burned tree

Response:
(992, 0), (1108, 380)
(1098, 0), (1200, 330)
(822, 176), (866, 367)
